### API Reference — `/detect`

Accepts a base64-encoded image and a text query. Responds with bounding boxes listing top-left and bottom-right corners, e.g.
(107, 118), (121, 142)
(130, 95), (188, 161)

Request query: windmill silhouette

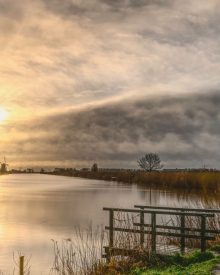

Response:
(0, 157), (9, 174)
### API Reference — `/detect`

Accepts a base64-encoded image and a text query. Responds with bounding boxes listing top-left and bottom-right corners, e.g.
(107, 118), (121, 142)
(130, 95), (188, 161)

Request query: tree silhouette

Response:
(138, 153), (163, 172)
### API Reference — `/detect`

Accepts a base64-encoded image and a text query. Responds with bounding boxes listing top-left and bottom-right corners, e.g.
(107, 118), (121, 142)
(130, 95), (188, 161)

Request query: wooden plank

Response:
(105, 226), (214, 240)
(133, 223), (220, 234)
(156, 231), (214, 240)
(19, 256), (24, 275)
(151, 212), (156, 254)
(104, 207), (141, 213)
(105, 226), (144, 234)
(103, 207), (214, 217)
(135, 205), (220, 214)
(140, 211), (145, 246)
(109, 209), (114, 247)
(104, 247), (141, 257)
(106, 209), (114, 262)
(180, 212), (185, 254)
(201, 215), (206, 253)
(102, 245), (187, 259)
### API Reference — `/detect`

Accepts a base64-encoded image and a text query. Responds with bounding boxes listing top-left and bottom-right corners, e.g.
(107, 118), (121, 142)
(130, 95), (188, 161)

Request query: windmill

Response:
(0, 157), (9, 174)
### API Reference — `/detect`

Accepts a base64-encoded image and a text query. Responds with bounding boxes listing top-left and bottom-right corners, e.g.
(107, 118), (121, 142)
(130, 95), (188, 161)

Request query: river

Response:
(0, 174), (217, 274)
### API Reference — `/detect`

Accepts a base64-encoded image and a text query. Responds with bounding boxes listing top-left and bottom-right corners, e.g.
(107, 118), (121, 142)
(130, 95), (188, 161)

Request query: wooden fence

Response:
(19, 256), (24, 275)
(103, 205), (220, 260)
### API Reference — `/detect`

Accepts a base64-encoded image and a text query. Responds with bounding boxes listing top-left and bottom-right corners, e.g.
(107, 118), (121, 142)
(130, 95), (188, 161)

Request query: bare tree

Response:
(138, 153), (163, 172)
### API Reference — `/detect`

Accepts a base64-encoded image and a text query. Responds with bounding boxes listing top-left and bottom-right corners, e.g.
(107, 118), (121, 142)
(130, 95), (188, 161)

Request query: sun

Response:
(0, 108), (8, 123)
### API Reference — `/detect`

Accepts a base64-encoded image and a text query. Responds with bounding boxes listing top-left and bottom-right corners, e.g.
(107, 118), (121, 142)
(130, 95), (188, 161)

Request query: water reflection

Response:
(0, 174), (218, 274)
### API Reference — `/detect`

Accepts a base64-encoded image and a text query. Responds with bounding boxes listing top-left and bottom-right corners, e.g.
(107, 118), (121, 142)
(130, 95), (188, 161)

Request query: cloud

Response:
(1, 0), (220, 112)
(1, 92), (220, 169)
(0, 1), (220, 167)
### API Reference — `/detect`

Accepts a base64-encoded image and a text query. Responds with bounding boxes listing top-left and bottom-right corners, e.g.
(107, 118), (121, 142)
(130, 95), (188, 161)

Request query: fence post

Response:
(106, 209), (114, 262)
(180, 211), (185, 254)
(140, 210), (145, 247)
(201, 215), (206, 253)
(19, 256), (24, 275)
(151, 212), (156, 254)
(109, 209), (114, 248)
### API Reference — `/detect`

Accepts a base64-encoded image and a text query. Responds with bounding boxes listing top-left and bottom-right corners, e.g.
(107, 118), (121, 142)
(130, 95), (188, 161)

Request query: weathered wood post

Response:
(151, 212), (156, 254)
(109, 209), (114, 247)
(201, 215), (206, 253)
(19, 256), (24, 275)
(180, 211), (185, 254)
(107, 209), (114, 261)
(140, 210), (145, 247)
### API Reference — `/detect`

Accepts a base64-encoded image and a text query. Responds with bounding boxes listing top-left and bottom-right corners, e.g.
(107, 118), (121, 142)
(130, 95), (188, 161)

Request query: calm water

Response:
(0, 174), (217, 274)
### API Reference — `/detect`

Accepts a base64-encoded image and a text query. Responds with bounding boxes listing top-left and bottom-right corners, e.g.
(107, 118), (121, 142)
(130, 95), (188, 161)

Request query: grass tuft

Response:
(130, 251), (219, 275)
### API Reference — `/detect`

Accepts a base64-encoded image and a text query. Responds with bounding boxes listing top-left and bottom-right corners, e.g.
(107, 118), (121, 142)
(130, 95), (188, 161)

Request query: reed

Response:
(52, 170), (220, 193)
(49, 219), (153, 275)
(50, 227), (106, 275)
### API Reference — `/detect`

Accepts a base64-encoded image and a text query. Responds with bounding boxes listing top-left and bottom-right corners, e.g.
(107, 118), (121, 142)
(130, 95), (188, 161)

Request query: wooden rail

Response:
(134, 205), (220, 213)
(103, 206), (220, 261)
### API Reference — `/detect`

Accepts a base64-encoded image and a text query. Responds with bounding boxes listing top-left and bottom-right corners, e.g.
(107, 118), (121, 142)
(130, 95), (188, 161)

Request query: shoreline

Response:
(7, 169), (220, 195)
(46, 170), (220, 194)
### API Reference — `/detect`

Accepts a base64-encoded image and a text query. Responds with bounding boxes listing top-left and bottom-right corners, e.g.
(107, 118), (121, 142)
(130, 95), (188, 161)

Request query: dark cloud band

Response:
(3, 92), (220, 168)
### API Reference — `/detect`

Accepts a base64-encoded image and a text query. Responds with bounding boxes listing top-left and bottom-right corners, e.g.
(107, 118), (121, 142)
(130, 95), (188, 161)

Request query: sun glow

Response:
(0, 108), (8, 123)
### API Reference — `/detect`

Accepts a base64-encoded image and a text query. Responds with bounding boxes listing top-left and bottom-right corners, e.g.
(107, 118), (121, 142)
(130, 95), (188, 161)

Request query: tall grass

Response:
(49, 218), (154, 275)
(50, 227), (106, 275)
(52, 170), (220, 193)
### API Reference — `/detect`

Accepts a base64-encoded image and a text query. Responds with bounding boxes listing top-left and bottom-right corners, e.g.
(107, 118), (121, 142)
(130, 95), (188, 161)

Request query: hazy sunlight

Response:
(0, 107), (8, 123)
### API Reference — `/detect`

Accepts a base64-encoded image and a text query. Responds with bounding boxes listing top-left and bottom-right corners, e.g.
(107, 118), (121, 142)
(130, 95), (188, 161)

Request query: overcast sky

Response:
(1, 0), (220, 169)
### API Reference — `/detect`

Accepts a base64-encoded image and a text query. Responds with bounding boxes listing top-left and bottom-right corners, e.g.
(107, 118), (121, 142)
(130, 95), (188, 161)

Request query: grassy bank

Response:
(130, 251), (220, 275)
(50, 170), (220, 193)
(5, 250), (220, 275)
(47, 213), (220, 274)
(83, 250), (220, 275)
(3, 231), (220, 274)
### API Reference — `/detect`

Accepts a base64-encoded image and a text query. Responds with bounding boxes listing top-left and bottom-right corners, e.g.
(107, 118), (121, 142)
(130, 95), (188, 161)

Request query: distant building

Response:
(91, 163), (98, 172)
(54, 168), (66, 173)
(27, 168), (34, 173)
(81, 168), (89, 171)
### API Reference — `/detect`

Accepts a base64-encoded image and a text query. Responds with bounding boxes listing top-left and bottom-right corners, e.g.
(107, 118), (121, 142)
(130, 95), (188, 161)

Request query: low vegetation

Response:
(5, 248), (220, 275)
(51, 169), (220, 193)
(2, 225), (220, 275)
(48, 153), (220, 193)
(130, 251), (220, 275)
(48, 206), (220, 274)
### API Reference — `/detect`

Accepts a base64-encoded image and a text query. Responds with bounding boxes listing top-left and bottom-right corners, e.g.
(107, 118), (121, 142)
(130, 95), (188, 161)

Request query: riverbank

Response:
(46, 169), (220, 193)
(48, 226), (220, 275)
(129, 250), (220, 275)
(50, 241), (220, 275)
(6, 245), (220, 274)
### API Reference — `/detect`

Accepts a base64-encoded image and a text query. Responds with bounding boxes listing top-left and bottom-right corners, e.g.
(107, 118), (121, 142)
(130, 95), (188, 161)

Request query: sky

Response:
(0, 0), (220, 169)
